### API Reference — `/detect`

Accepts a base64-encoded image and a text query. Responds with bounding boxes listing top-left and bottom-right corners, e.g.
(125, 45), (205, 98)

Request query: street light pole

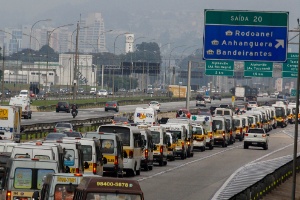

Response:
(30, 19), (51, 50)
(168, 45), (185, 85)
(97, 30), (113, 53)
(46, 23), (73, 92)
(113, 32), (128, 94)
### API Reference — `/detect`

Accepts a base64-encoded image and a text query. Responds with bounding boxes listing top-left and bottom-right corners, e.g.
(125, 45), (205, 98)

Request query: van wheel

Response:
(136, 169), (140, 175)
(244, 143), (249, 149)
(159, 161), (163, 166)
(181, 153), (185, 160)
(148, 165), (153, 170)
(144, 165), (149, 171)
(209, 145), (214, 150)
(163, 161), (167, 166)
(263, 143), (268, 150)
(222, 141), (226, 148)
(201, 147), (205, 152)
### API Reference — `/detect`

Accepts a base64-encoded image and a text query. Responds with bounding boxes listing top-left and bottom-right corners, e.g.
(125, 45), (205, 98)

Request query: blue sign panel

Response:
(203, 10), (289, 62)
(204, 25), (287, 62)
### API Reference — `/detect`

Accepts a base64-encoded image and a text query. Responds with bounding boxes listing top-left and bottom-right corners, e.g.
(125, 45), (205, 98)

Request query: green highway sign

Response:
(244, 61), (273, 77)
(244, 62), (273, 71)
(282, 71), (297, 78)
(282, 53), (299, 78)
(205, 70), (234, 76)
(205, 60), (234, 70)
(205, 60), (234, 76)
(244, 71), (272, 77)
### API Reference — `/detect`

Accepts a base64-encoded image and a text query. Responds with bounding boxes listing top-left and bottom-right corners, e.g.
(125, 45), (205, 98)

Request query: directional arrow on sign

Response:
(275, 39), (284, 49)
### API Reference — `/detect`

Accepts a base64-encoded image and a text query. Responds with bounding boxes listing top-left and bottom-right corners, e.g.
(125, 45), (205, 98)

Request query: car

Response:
(147, 89), (154, 94)
(112, 116), (131, 125)
(105, 101), (119, 112)
(203, 96), (211, 103)
(54, 123), (73, 132)
(35, 91), (47, 100)
(191, 108), (211, 116)
(148, 101), (160, 112)
(118, 88), (127, 92)
(262, 92), (269, 97)
(244, 128), (269, 150)
(56, 101), (70, 113)
(96, 89), (108, 97)
(235, 104), (247, 114)
(270, 93), (277, 98)
(219, 104), (230, 109)
(274, 91), (279, 96)
(196, 94), (206, 107)
(210, 106), (219, 115)
(247, 101), (258, 109)
(44, 133), (67, 141)
(108, 90), (114, 95)
(257, 93), (263, 97)
(63, 131), (82, 137)
(212, 93), (222, 100)
(77, 88), (85, 94)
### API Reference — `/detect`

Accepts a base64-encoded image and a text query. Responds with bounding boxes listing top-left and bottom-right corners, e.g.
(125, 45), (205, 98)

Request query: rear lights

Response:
(106, 104), (108, 107)
(145, 149), (149, 158)
(6, 191), (11, 200)
(76, 168), (79, 173)
(240, 128), (243, 134)
(114, 156), (118, 165)
(245, 133), (248, 137)
(160, 146), (163, 154)
(222, 131), (225, 137)
(129, 151), (133, 159)
(93, 163), (97, 174)
(262, 134), (267, 137)
(54, 128), (57, 132)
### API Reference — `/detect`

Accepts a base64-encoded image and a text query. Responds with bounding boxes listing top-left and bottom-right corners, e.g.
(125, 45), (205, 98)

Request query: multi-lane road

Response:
(22, 97), (299, 200)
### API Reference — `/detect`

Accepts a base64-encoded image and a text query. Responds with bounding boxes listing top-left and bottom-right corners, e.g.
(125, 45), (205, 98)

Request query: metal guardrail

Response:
(212, 154), (300, 200)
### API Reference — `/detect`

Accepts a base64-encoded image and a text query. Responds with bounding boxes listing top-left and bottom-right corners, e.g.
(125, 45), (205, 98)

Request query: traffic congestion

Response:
(0, 88), (295, 200)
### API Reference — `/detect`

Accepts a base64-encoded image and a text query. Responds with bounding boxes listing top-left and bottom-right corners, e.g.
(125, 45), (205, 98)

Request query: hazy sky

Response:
(2, 0), (300, 28)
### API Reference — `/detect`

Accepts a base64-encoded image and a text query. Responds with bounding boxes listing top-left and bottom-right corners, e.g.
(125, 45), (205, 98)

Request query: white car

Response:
(54, 122), (73, 132)
(247, 101), (258, 109)
(148, 101), (160, 112)
(96, 89), (108, 97)
(203, 96), (211, 103)
(244, 128), (269, 150)
(257, 93), (263, 97)
(262, 92), (269, 97)
(270, 93), (276, 98)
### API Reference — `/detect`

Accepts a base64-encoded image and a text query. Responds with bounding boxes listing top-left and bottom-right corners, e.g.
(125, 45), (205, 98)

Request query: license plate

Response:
(61, 105), (64, 108)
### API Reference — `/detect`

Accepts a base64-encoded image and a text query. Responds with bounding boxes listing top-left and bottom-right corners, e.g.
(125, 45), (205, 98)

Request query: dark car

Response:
(44, 133), (67, 141)
(35, 91), (47, 100)
(105, 101), (119, 112)
(211, 93), (222, 100)
(64, 131), (82, 138)
(56, 101), (70, 113)
(112, 116), (130, 125)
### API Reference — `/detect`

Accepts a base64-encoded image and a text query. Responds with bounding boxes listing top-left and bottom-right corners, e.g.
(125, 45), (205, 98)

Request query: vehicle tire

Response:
(191, 152), (194, 157)
(201, 147), (205, 152)
(159, 160), (163, 166)
(181, 153), (185, 160)
(105, 109), (108, 112)
(148, 166), (153, 170)
(263, 143), (268, 150)
(115, 109), (119, 112)
(136, 169), (140, 175)
(209, 144), (214, 150)
(222, 141), (226, 148)
(187, 150), (191, 158)
(29, 115), (32, 119)
(163, 160), (167, 166)
(239, 137), (243, 142)
(196, 104), (198, 107)
(281, 124), (284, 128)
(56, 110), (59, 113)
(244, 143), (249, 149)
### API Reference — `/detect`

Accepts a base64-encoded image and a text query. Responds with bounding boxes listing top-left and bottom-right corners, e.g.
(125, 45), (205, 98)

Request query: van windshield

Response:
(248, 117), (254, 124)
(13, 168), (55, 189)
(151, 131), (160, 144)
(212, 120), (223, 130)
(86, 193), (142, 200)
(275, 108), (284, 117)
(224, 110), (231, 115)
(234, 119), (240, 126)
(101, 139), (114, 154)
(192, 127), (203, 135)
(98, 127), (130, 146)
(55, 184), (77, 199)
(168, 131), (181, 139)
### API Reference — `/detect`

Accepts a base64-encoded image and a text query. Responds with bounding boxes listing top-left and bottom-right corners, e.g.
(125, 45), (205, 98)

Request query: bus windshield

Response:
(86, 193), (142, 200)
(212, 120), (223, 130)
(98, 127), (130, 146)
(168, 131), (181, 140)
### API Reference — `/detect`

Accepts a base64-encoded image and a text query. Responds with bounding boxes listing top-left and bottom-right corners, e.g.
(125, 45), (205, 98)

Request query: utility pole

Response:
(186, 61), (191, 110)
(1, 46), (4, 104)
(73, 22), (79, 101)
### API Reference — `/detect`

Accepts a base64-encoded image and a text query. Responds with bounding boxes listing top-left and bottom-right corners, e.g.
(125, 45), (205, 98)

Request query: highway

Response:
(21, 97), (299, 199)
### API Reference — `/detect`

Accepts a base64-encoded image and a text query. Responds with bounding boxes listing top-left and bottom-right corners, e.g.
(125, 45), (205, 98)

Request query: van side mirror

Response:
(32, 191), (40, 200)
(167, 142), (171, 147)
(213, 128), (217, 132)
(153, 145), (157, 150)
(102, 157), (107, 164)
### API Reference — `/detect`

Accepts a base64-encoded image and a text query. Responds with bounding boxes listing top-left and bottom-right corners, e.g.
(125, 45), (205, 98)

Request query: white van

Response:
(148, 126), (168, 166)
(61, 137), (104, 175)
(0, 158), (59, 200)
(0, 142), (19, 152)
(9, 96), (32, 119)
(97, 125), (142, 177)
(134, 107), (158, 125)
(84, 132), (124, 177)
(19, 89), (29, 97)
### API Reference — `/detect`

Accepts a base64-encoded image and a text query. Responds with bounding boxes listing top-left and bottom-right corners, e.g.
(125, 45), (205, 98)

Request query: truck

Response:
(9, 96), (32, 119)
(231, 86), (258, 101)
(0, 106), (21, 140)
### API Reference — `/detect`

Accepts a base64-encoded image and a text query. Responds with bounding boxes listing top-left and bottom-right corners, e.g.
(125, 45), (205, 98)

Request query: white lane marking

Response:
(137, 144), (242, 182)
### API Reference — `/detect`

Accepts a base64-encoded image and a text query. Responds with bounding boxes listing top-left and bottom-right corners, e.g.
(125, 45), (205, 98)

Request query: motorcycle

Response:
(71, 110), (77, 118)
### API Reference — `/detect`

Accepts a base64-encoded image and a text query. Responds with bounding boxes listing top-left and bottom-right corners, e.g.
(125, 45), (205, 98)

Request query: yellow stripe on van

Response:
(103, 155), (115, 164)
